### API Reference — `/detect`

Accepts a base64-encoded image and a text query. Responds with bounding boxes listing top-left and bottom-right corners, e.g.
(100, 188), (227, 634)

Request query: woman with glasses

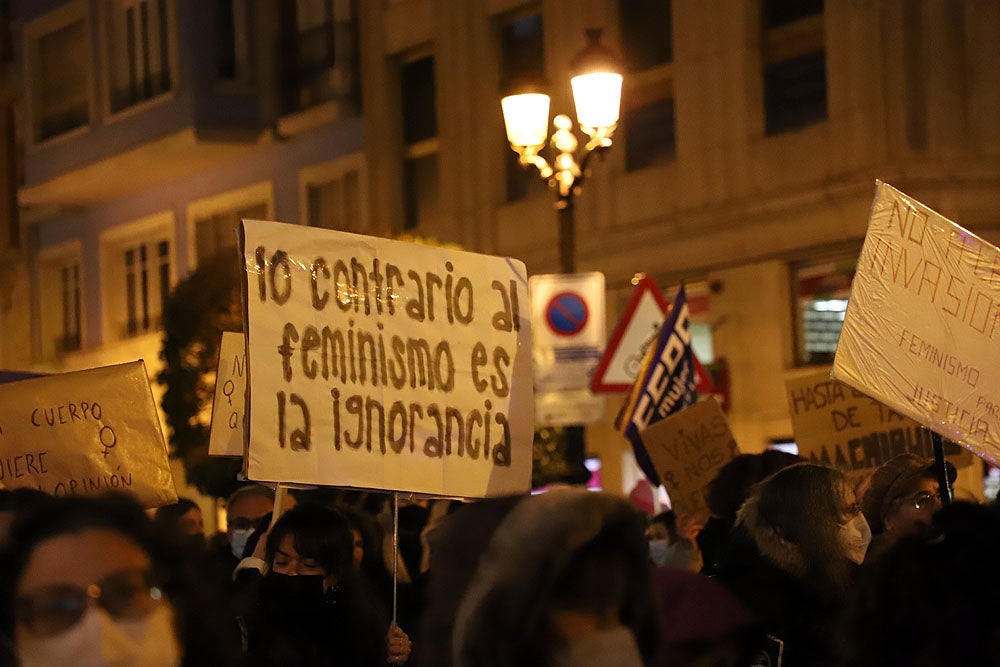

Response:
(860, 453), (956, 562)
(715, 463), (870, 667)
(0, 493), (240, 667)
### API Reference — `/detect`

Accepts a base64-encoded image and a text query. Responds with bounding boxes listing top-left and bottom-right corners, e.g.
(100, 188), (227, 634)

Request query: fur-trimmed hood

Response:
(735, 493), (807, 577)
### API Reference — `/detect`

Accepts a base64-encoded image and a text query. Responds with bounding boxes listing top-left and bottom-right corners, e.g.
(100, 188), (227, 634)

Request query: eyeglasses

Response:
(15, 569), (164, 638)
(908, 491), (941, 511)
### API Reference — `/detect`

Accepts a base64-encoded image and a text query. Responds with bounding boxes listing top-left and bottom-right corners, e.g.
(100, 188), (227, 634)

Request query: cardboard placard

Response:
(208, 331), (247, 457)
(786, 369), (973, 489)
(639, 398), (739, 522)
(0, 361), (177, 508)
(238, 219), (533, 498)
(833, 182), (1000, 464)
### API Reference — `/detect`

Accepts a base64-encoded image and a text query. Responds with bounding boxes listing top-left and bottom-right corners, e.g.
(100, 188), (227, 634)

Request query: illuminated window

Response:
(794, 257), (857, 365)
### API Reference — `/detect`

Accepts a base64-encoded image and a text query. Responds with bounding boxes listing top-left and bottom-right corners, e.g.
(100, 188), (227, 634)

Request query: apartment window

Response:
(500, 12), (548, 202)
(59, 263), (82, 351)
(278, 0), (357, 114)
(619, 0), (672, 71)
(761, 0), (826, 135)
(105, 0), (173, 113)
(120, 240), (170, 336)
(619, 1), (675, 172)
(794, 258), (856, 366)
(307, 170), (361, 231)
(401, 55), (439, 231)
(195, 201), (267, 264)
(624, 96), (675, 172)
(216, 0), (255, 82)
(37, 246), (84, 359)
(30, 16), (91, 141)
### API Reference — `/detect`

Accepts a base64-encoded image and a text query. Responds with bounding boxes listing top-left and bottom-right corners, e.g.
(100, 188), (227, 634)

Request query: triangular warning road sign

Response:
(591, 278), (714, 395)
(590, 277), (669, 393)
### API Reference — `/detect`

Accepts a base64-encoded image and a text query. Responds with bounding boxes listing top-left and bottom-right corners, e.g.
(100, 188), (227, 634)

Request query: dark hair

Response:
(650, 510), (679, 543)
(750, 463), (854, 592)
(335, 504), (386, 579)
(265, 504), (354, 585)
(153, 497), (200, 532)
(0, 488), (50, 514)
(0, 493), (240, 667)
(455, 490), (660, 667)
(706, 451), (801, 520)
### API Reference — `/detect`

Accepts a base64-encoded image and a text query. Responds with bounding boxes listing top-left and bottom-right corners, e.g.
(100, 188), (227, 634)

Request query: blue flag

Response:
(615, 285), (699, 486)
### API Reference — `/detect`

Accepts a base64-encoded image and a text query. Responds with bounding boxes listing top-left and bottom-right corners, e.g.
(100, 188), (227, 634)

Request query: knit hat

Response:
(861, 454), (956, 533)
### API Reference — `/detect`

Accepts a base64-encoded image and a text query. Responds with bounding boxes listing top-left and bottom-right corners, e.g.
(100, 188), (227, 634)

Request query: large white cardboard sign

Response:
(833, 182), (1000, 464)
(0, 361), (177, 508)
(208, 331), (247, 457)
(239, 220), (533, 498)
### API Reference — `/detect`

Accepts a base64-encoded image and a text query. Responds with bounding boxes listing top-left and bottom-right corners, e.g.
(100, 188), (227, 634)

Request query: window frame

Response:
(22, 0), (95, 147)
(186, 181), (274, 270)
(758, 3), (827, 136)
(98, 211), (175, 343)
(35, 239), (86, 359)
(97, 0), (180, 123)
(299, 152), (369, 233)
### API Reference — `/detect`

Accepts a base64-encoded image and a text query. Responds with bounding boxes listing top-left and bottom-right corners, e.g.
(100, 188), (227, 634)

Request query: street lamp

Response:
(502, 29), (623, 486)
(501, 28), (624, 274)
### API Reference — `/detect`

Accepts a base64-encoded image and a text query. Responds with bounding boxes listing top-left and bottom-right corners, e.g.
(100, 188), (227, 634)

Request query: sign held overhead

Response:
(833, 182), (1000, 464)
(238, 219), (533, 498)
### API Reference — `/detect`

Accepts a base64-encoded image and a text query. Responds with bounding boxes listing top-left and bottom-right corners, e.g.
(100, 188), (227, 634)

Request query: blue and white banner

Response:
(615, 285), (699, 485)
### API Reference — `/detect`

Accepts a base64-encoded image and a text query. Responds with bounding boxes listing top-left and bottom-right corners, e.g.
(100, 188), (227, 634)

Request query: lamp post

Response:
(501, 28), (623, 272)
(501, 29), (624, 484)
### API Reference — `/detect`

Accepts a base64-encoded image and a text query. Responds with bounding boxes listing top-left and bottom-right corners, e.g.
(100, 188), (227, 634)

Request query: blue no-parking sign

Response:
(529, 273), (606, 425)
(546, 291), (590, 336)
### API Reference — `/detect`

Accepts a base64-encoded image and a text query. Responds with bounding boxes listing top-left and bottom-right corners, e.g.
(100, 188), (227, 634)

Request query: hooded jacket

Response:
(715, 494), (852, 667)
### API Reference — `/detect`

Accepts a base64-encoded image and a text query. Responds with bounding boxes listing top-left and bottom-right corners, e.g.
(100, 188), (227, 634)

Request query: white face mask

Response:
(648, 539), (670, 567)
(230, 528), (254, 559)
(838, 513), (872, 564)
(18, 604), (181, 667)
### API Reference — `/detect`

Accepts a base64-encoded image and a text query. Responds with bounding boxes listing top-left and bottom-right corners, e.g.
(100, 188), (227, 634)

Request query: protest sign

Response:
(0, 361), (177, 508)
(208, 331), (247, 457)
(616, 284), (701, 486)
(833, 182), (1000, 464)
(786, 369), (973, 489)
(238, 219), (533, 498)
(639, 398), (738, 522)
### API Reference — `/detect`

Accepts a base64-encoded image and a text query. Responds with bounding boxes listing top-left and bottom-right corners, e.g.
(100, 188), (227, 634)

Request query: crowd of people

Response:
(0, 450), (997, 667)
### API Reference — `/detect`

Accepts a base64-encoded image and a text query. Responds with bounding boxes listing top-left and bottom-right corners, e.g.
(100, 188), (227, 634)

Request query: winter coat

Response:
(715, 498), (853, 667)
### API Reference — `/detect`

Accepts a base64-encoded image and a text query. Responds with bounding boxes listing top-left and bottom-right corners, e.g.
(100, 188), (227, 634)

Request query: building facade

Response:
(1, 0), (998, 498)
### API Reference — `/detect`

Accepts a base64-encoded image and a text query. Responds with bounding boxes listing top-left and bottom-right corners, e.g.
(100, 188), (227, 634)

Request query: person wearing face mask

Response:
(716, 463), (867, 667)
(454, 488), (660, 667)
(646, 510), (702, 572)
(237, 503), (412, 667)
(0, 493), (241, 667)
